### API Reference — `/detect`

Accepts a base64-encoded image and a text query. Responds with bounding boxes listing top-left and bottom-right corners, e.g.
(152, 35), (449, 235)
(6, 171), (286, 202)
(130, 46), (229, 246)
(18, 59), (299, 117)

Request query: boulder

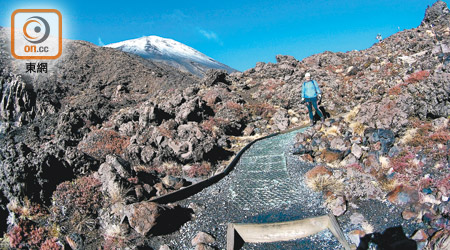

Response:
(422, 1), (450, 27)
(202, 70), (230, 86)
(161, 175), (186, 190)
(292, 143), (312, 155)
(351, 143), (363, 159)
(243, 124), (255, 136)
(175, 97), (212, 123)
(346, 66), (359, 76)
(124, 201), (163, 235)
(0, 75), (36, 126)
(432, 117), (449, 130)
(363, 153), (381, 176)
(305, 165), (332, 180)
(320, 148), (345, 163)
(348, 230), (366, 247)
(364, 128), (395, 155)
(97, 158), (124, 198)
(387, 185), (419, 206)
(192, 231), (216, 246)
(330, 137), (347, 151)
(327, 196), (347, 216)
(105, 155), (132, 179)
(159, 244), (171, 250)
(140, 146), (155, 163)
(411, 229), (428, 242)
(0, 141), (74, 204)
(272, 109), (289, 131)
(402, 210), (418, 220)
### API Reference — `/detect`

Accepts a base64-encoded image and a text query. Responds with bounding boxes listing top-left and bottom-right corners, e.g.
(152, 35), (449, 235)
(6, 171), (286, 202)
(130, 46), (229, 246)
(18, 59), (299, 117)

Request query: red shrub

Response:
(388, 85), (402, 96)
(325, 65), (336, 72)
(28, 203), (48, 218)
(265, 82), (280, 92)
(246, 103), (276, 119)
(405, 70), (430, 83)
(382, 62), (395, 76)
(8, 224), (25, 248)
(187, 162), (212, 178)
(145, 165), (164, 174)
(436, 174), (450, 196)
(203, 90), (220, 106)
(419, 177), (434, 190)
(40, 238), (61, 250)
(346, 163), (364, 172)
(390, 151), (415, 173)
(200, 117), (216, 132)
(408, 121), (432, 147)
(8, 220), (47, 249)
(225, 101), (243, 111)
(157, 126), (175, 139)
(164, 163), (183, 176)
(200, 117), (228, 135)
(264, 92), (273, 100)
(77, 129), (130, 159)
(127, 176), (139, 184)
(52, 175), (102, 222)
(430, 129), (450, 144)
(103, 235), (126, 250)
(29, 226), (45, 245)
(387, 84), (406, 96)
(383, 100), (396, 111)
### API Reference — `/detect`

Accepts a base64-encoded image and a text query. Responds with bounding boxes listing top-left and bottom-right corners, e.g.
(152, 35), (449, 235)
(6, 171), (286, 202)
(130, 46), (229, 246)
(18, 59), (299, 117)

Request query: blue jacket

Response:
(302, 80), (321, 98)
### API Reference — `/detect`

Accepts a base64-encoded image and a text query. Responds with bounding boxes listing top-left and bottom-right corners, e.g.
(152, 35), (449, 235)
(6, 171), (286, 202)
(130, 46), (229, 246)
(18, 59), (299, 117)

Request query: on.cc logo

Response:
(11, 9), (62, 60)
(23, 16), (50, 44)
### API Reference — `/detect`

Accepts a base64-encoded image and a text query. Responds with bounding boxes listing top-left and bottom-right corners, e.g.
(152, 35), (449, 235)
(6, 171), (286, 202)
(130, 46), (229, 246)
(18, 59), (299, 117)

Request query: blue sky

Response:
(1, 0), (442, 71)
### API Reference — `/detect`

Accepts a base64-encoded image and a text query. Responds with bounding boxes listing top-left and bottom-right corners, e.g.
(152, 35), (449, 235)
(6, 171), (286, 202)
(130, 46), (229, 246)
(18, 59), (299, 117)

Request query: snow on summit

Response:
(105, 36), (237, 77)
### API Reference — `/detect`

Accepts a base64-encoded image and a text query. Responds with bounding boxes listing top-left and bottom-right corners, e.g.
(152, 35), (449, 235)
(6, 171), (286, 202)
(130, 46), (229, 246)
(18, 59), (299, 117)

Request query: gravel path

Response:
(150, 128), (419, 249)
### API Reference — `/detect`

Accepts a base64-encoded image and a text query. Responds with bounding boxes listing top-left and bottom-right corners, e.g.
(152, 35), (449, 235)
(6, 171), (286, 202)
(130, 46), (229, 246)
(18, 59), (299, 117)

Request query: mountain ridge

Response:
(105, 35), (237, 77)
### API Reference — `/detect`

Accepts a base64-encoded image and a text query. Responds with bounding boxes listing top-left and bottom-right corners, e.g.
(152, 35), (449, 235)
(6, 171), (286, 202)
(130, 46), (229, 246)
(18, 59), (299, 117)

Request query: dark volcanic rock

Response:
(421, 1), (450, 27)
(0, 74), (36, 127)
(0, 140), (74, 204)
(202, 69), (230, 86)
(364, 128), (395, 155)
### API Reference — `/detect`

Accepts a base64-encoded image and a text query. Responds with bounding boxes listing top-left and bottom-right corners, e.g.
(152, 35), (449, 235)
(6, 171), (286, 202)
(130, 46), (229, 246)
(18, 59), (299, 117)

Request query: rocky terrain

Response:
(0, 1), (449, 249)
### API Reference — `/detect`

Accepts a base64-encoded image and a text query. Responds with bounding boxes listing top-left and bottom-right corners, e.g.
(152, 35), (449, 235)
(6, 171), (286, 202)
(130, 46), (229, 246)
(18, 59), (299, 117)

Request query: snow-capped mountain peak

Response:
(105, 36), (236, 77)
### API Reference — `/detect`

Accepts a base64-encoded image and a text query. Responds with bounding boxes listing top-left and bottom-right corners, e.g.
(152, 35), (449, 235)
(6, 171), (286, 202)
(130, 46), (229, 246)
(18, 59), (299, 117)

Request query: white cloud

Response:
(199, 29), (217, 40)
(198, 28), (223, 45)
(98, 37), (105, 46)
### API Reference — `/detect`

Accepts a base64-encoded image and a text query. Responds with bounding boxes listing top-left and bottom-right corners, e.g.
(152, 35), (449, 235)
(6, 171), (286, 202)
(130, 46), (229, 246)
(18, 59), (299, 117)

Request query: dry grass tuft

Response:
(399, 128), (417, 145)
(108, 185), (135, 207)
(161, 161), (183, 176)
(344, 105), (360, 123)
(378, 177), (398, 193)
(349, 121), (366, 137)
(306, 174), (344, 194)
(322, 125), (341, 136)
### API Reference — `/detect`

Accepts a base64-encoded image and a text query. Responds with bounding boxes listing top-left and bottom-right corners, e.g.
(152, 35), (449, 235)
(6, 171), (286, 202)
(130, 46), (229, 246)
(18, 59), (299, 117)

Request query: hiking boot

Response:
(310, 120), (315, 127)
(321, 117), (325, 123)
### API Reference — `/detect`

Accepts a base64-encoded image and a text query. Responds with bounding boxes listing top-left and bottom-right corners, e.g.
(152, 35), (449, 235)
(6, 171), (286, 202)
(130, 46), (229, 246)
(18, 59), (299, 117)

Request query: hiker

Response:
(301, 72), (324, 126)
(376, 33), (383, 43)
